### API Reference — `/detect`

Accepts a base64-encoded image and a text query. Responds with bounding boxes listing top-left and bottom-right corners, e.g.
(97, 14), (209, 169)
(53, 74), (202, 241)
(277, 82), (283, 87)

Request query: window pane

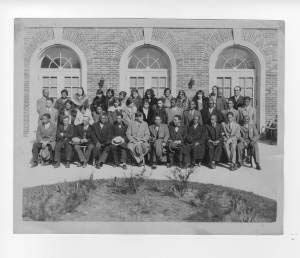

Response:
(217, 77), (223, 88)
(159, 77), (167, 88)
(224, 88), (231, 99)
(151, 77), (159, 87)
(130, 77), (137, 88)
(137, 77), (145, 88)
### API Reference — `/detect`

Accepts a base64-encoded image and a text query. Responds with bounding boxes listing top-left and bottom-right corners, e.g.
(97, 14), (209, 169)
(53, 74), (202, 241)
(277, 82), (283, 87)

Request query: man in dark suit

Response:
(182, 100), (203, 126)
(186, 115), (207, 167)
(167, 115), (188, 168)
(149, 115), (170, 169)
(73, 115), (95, 167)
(110, 113), (128, 169)
(92, 113), (113, 169)
(209, 86), (227, 112)
(229, 86), (244, 110)
(201, 98), (225, 125)
(53, 115), (74, 168)
(206, 114), (224, 169)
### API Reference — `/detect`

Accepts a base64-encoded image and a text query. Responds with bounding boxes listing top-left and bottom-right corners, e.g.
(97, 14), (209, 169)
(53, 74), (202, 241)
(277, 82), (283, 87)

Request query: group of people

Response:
(31, 85), (261, 171)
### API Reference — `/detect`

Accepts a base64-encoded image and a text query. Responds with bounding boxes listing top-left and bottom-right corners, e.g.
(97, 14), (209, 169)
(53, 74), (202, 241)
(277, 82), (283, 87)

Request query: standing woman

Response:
(176, 90), (190, 114)
(105, 88), (115, 111)
(119, 91), (128, 110)
(91, 89), (106, 112)
(143, 88), (157, 111)
(129, 88), (143, 110)
(162, 88), (173, 108)
(122, 98), (137, 126)
(192, 90), (208, 111)
(72, 87), (89, 109)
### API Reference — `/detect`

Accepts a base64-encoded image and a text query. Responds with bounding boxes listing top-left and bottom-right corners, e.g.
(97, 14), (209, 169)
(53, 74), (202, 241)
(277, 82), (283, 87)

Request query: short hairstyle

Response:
(212, 85), (218, 90)
(157, 98), (164, 103)
(106, 88), (115, 96)
(61, 89), (68, 96)
(143, 99), (150, 105)
(113, 97), (120, 103)
(174, 115), (182, 120)
(227, 111), (234, 117)
(155, 115), (162, 119)
(115, 111), (123, 118)
(210, 114), (217, 120)
(119, 91), (127, 97)
(131, 88), (138, 94)
(71, 109), (77, 117)
(164, 88), (171, 94)
(65, 100), (73, 106)
(234, 86), (241, 91)
(83, 115), (90, 120)
(77, 87), (85, 96)
(135, 111), (143, 117)
(244, 96), (251, 101)
(170, 97), (177, 102)
(101, 112), (108, 118)
(42, 113), (51, 119)
(228, 99), (234, 104)
(62, 115), (70, 120)
(46, 97), (54, 103)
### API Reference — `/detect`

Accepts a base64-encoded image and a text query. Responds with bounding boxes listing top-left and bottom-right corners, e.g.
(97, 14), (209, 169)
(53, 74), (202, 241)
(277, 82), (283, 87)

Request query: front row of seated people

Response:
(31, 110), (261, 171)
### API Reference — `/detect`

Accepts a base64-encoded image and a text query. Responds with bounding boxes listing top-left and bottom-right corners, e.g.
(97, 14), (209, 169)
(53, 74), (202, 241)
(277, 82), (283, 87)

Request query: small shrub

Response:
(167, 167), (195, 197)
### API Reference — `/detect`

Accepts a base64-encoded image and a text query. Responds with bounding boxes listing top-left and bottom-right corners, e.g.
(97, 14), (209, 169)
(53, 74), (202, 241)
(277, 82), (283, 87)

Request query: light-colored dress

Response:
(74, 108), (94, 126)
(126, 120), (150, 163)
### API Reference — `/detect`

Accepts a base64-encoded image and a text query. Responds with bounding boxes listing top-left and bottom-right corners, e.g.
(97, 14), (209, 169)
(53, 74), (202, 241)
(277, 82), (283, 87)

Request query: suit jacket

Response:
(151, 107), (168, 124)
(186, 124), (207, 144)
(149, 123), (169, 143)
(223, 122), (241, 140)
(74, 124), (94, 143)
(111, 121), (128, 141)
(201, 107), (225, 125)
(36, 122), (57, 147)
(91, 95), (107, 112)
(166, 107), (183, 124)
(138, 107), (153, 125)
(206, 123), (223, 142)
(182, 109), (203, 126)
(126, 120), (150, 143)
(240, 124), (259, 142)
(229, 95), (245, 110)
(209, 94), (227, 111)
(56, 124), (74, 142)
(92, 122), (113, 145)
(54, 97), (69, 112)
(168, 124), (187, 143)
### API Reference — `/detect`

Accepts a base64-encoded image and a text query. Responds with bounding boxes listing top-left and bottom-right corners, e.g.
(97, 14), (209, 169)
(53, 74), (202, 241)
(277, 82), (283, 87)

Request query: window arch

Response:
(126, 45), (170, 97)
(39, 44), (82, 99)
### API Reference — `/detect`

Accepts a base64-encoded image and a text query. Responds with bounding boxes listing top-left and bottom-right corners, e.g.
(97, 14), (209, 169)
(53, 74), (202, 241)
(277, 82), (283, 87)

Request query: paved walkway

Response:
(17, 141), (282, 200)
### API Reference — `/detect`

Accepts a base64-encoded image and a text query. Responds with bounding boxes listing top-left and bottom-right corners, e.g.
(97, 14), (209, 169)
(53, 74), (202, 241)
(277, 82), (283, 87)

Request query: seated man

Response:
(126, 112), (150, 166)
(92, 113), (113, 169)
(223, 112), (241, 171)
(149, 115), (170, 169)
(167, 115), (188, 168)
(238, 115), (261, 170)
(206, 114), (224, 169)
(73, 115), (95, 168)
(110, 113), (128, 169)
(31, 113), (56, 167)
(182, 100), (203, 126)
(186, 115), (207, 167)
(53, 115), (74, 168)
(201, 98), (225, 125)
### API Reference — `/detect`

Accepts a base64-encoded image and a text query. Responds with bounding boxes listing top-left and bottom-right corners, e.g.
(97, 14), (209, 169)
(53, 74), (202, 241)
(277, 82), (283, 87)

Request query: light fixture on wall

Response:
(98, 77), (105, 89)
(188, 77), (195, 89)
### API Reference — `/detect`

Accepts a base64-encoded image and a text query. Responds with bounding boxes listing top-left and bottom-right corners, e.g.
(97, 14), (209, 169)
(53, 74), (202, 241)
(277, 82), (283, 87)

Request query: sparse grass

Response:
(23, 176), (276, 222)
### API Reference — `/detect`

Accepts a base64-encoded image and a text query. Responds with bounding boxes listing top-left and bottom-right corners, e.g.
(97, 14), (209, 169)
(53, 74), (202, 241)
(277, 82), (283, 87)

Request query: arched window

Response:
(213, 46), (256, 104)
(127, 46), (170, 97)
(39, 45), (81, 99)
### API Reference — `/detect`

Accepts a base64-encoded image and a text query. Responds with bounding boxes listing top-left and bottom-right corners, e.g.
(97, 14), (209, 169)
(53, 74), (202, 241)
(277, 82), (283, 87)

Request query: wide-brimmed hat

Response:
(112, 136), (124, 145)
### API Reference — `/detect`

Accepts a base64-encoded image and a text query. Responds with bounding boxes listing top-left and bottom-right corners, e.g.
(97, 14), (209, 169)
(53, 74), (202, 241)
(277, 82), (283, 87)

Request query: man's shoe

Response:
(151, 164), (157, 169)
(137, 162), (143, 167)
(210, 161), (216, 169)
(236, 163), (241, 169)
(166, 163), (172, 168)
(77, 162), (82, 167)
(82, 162), (87, 168)
(256, 163), (262, 170)
(95, 162), (100, 169)
(229, 164), (237, 171)
(120, 163), (127, 170)
(64, 162), (70, 168)
(31, 161), (38, 168)
(53, 162), (60, 168)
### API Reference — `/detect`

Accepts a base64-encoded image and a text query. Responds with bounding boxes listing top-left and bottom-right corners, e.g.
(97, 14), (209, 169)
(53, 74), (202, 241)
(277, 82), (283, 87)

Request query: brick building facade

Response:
(16, 19), (284, 137)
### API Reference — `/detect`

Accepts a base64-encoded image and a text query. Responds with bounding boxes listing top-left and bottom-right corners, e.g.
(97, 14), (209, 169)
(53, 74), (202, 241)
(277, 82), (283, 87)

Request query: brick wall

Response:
(23, 27), (279, 135)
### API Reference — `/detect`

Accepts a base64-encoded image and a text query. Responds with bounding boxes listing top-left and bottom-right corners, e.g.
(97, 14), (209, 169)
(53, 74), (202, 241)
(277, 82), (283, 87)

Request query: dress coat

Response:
(229, 95), (245, 110)
(182, 109), (203, 126)
(138, 106), (153, 125)
(201, 107), (225, 125)
(151, 106), (168, 124)
(56, 124), (75, 143)
(92, 122), (113, 146)
(35, 122), (57, 149)
(126, 120), (150, 163)
(205, 123), (224, 163)
(149, 123), (170, 162)
(111, 121), (128, 148)
(186, 123), (207, 161)
(209, 94), (227, 112)
(74, 123), (94, 143)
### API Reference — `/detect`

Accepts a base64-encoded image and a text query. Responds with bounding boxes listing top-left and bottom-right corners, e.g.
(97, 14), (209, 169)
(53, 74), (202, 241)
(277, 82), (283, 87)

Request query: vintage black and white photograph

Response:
(14, 18), (284, 234)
